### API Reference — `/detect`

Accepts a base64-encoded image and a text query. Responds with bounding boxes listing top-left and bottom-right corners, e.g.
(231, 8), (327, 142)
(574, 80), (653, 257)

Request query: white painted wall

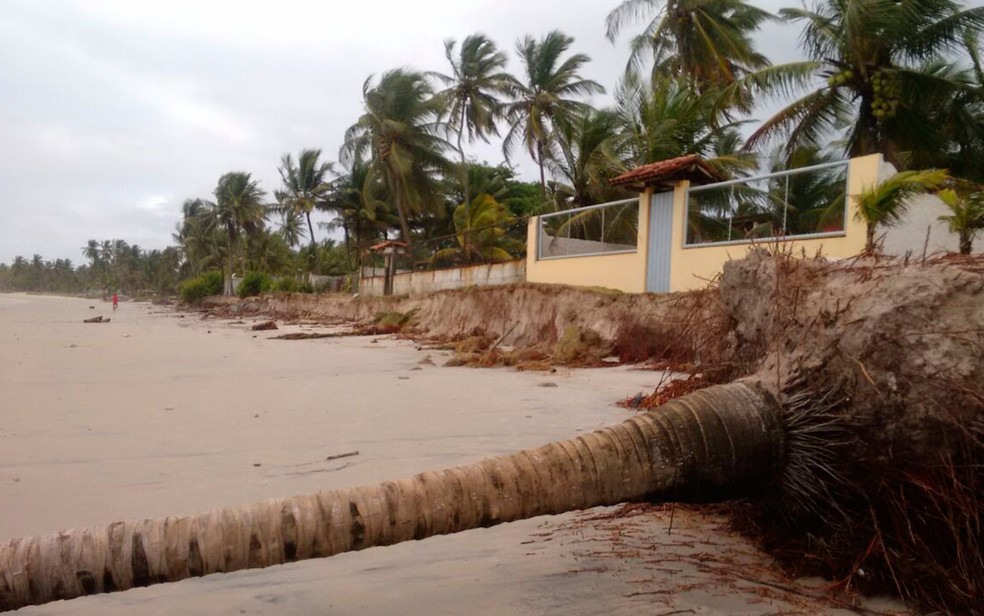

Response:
(882, 193), (962, 257)
(876, 161), (963, 256)
(361, 260), (525, 297)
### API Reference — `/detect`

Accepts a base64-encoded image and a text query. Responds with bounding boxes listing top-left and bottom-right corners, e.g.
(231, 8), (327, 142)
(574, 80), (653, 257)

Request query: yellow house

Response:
(526, 153), (884, 293)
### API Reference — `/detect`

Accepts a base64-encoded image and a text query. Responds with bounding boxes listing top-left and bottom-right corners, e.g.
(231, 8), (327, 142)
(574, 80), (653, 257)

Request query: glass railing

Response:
(685, 161), (849, 247)
(538, 199), (639, 259)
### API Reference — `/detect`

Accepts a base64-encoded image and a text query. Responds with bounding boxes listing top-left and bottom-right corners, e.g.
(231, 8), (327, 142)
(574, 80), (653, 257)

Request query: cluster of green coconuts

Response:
(826, 67), (900, 119)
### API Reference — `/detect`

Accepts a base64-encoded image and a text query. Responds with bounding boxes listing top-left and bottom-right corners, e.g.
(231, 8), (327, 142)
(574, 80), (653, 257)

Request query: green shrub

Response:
(272, 277), (301, 293)
(236, 271), (272, 298)
(178, 271), (223, 305)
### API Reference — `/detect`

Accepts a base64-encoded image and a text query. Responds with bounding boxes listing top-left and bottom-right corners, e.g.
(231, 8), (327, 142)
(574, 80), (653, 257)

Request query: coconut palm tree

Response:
(854, 169), (948, 253)
(503, 31), (604, 204)
(213, 172), (267, 294)
(548, 107), (628, 209)
(920, 36), (984, 182)
(277, 208), (307, 249)
(611, 73), (755, 175)
(323, 157), (393, 270)
(431, 34), (514, 213)
(275, 149), (334, 248)
(938, 186), (984, 254)
(341, 69), (453, 256)
(431, 193), (524, 264)
(0, 381), (795, 611)
(81, 240), (110, 294)
(743, 0), (984, 164)
(174, 199), (224, 277)
(605, 0), (772, 94)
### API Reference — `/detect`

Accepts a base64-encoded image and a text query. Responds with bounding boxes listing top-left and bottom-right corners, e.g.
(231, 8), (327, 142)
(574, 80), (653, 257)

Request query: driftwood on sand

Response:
(82, 316), (110, 323)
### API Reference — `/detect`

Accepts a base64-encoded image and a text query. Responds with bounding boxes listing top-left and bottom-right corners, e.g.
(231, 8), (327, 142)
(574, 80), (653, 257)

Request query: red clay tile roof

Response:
(368, 240), (408, 252)
(610, 154), (726, 189)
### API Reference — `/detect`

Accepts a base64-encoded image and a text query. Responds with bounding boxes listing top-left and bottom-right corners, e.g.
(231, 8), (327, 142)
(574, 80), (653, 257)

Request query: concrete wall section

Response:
(525, 194), (652, 293)
(881, 193), (961, 256)
(361, 260), (525, 297)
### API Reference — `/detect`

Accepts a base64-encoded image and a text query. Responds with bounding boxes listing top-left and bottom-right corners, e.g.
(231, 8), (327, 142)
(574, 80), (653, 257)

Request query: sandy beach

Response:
(0, 293), (907, 615)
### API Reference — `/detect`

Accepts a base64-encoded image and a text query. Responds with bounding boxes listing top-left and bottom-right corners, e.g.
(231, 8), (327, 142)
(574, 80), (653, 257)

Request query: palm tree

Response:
(341, 69), (453, 257)
(432, 193), (524, 264)
(323, 158), (391, 270)
(0, 381), (791, 611)
(503, 31), (604, 203)
(174, 199), (223, 277)
(854, 169), (948, 253)
(611, 73), (756, 175)
(275, 149), (333, 248)
(923, 36), (984, 183)
(547, 107), (627, 209)
(277, 208), (307, 249)
(744, 0), (984, 164)
(81, 240), (110, 295)
(430, 34), (514, 215)
(213, 172), (267, 294)
(938, 186), (984, 254)
(81, 240), (101, 267)
(605, 0), (772, 94)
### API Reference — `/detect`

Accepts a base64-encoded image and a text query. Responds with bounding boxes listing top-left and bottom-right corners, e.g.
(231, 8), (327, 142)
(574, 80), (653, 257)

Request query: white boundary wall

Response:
(361, 260), (525, 297)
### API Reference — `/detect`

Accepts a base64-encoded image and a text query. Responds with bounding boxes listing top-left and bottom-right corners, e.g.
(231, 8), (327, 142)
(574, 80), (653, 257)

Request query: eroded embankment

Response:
(199, 283), (729, 369)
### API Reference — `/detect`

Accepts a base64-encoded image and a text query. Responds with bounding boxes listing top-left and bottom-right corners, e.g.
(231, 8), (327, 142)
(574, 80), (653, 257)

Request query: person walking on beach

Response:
(112, 293), (118, 311)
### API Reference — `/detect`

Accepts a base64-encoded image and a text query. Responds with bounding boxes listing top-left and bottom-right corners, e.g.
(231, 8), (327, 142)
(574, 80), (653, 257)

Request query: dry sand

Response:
(0, 293), (908, 615)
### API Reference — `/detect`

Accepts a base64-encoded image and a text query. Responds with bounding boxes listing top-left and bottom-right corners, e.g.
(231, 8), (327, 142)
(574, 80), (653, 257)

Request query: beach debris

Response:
(271, 332), (341, 340)
(624, 392), (645, 409)
(324, 450), (359, 462)
(83, 316), (110, 323)
(454, 333), (495, 354)
(252, 320), (278, 331)
(358, 309), (418, 335)
(88, 306), (94, 309)
(553, 325), (611, 365)
(418, 355), (435, 365)
(538, 382), (558, 388)
(489, 323), (519, 352)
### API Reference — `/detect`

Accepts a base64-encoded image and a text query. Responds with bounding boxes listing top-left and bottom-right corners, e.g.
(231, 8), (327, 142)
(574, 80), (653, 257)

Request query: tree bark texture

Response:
(0, 382), (783, 612)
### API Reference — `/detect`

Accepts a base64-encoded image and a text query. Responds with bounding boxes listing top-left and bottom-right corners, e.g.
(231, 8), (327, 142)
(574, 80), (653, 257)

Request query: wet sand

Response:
(0, 293), (908, 615)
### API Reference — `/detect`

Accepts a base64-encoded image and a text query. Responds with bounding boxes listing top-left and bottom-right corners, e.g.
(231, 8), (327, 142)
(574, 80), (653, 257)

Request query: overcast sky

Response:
(0, 0), (804, 264)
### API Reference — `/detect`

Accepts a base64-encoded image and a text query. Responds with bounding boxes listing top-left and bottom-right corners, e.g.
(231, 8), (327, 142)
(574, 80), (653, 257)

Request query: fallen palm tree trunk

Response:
(0, 382), (784, 612)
